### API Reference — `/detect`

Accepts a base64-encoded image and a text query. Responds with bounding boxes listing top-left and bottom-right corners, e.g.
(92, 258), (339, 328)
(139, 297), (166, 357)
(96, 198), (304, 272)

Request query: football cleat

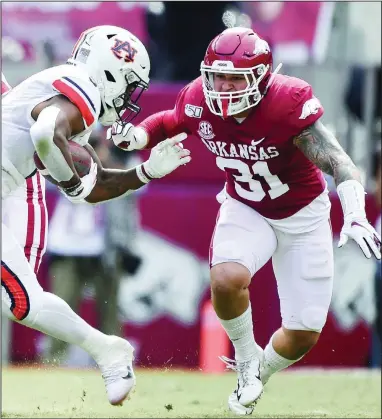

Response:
(96, 336), (136, 405)
(220, 355), (263, 409)
(228, 389), (257, 415)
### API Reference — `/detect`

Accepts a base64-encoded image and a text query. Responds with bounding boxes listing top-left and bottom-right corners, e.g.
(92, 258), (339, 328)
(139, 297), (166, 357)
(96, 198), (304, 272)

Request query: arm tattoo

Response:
(293, 120), (362, 186)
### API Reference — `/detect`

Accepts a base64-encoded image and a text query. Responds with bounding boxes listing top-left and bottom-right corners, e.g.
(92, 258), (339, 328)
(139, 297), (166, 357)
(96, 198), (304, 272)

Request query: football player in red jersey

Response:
(108, 27), (381, 414)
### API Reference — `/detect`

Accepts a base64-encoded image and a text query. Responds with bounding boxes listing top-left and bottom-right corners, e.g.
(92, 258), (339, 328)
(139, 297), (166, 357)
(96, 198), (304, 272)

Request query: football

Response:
(33, 141), (93, 185)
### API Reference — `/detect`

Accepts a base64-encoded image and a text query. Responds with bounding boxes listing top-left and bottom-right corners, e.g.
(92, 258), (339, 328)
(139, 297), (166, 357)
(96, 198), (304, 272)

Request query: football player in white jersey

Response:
(2, 72), (51, 367)
(2, 26), (191, 406)
(2, 72), (48, 280)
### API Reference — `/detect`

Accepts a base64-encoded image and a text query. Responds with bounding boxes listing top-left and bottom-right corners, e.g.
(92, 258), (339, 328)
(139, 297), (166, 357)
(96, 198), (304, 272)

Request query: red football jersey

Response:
(140, 74), (326, 219)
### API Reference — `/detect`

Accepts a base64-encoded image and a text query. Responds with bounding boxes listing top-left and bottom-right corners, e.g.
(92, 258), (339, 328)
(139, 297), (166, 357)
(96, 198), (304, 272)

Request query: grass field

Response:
(2, 367), (381, 418)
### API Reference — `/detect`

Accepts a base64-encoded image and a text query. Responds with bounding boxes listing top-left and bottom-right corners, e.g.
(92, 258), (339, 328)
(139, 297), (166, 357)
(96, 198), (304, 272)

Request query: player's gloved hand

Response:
(138, 132), (191, 181)
(59, 160), (98, 204)
(338, 214), (381, 259)
(106, 122), (148, 151)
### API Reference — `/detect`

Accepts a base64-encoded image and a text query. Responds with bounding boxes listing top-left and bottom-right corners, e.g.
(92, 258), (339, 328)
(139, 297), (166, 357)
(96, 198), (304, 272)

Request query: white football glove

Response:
(142, 132), (191, 180)
(338, 215), (381, 260)
(59, 160), (98, 204)
(106, 122), (148, 151)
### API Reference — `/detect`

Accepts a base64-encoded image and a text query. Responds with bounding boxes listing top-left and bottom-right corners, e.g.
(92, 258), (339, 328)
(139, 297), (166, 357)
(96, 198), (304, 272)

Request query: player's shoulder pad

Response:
(51, 65), (101, 128)
(269, 74), (322, 121)
(178, 76), (206, 120)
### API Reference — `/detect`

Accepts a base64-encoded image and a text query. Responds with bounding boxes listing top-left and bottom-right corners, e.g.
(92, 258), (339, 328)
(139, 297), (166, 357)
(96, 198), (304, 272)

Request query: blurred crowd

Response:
(2, 1), (381, 368)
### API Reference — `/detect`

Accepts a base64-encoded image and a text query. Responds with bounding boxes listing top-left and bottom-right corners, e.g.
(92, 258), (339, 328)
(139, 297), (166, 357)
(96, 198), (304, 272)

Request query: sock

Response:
(25, 291), (108, 361)
(262, 333), (301, 384)
(219, 304), (261, 361)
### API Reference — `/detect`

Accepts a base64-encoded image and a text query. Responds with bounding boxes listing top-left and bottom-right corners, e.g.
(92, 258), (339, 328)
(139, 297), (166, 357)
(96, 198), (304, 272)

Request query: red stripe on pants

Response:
(34, 173), (46, 273)
(1, 262), (30, 320)
(25, 177), (35, 262)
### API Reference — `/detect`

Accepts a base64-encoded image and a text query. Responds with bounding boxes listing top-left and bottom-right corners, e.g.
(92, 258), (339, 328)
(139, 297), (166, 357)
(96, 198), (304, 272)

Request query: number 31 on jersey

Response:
(216, 157), (290, 202)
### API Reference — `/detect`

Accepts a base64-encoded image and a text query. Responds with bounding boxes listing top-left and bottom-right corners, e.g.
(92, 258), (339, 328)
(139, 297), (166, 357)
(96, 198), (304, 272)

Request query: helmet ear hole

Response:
(105, 70), (116, 82)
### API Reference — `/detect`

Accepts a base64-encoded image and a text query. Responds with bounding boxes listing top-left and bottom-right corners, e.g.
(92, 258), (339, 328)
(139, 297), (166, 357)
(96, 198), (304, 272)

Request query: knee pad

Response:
(300, 306), (328, 332)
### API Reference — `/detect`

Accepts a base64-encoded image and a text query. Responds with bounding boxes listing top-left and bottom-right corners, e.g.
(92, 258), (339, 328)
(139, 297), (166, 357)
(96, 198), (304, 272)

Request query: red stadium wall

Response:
(10, 84), (379, 369)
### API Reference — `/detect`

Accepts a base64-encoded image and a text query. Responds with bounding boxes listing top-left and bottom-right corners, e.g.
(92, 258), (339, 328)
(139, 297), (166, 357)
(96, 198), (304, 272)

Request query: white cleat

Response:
(220, 355), (263, 414)
(228, 390), (256, 415)
(96, 336), (136, 406)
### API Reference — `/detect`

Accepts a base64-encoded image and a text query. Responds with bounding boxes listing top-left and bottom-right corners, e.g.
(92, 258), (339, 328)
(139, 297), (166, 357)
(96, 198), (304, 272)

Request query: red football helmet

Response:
(200, 27), (278, 117)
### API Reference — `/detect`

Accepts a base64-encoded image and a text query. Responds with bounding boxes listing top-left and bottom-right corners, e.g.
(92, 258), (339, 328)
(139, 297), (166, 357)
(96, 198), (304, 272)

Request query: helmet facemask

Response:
(113, 73), (148, 124)
(99, 69), (148, 126)
(201, 61), (269, 118)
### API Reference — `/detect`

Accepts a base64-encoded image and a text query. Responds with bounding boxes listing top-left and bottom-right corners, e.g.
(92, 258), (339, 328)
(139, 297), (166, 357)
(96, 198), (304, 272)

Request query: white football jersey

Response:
(2, 64), (101, 196)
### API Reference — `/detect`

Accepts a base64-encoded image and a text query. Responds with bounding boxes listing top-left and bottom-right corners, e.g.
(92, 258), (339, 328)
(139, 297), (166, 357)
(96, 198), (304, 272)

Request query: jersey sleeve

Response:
(138, 83), (192, 148)
(52, 76), (100, 128)
(287, 84), (324, 136)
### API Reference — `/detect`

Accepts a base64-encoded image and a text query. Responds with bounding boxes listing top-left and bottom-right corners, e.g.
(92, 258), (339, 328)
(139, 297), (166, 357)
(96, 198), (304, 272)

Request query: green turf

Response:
(2, 367), (381, 418)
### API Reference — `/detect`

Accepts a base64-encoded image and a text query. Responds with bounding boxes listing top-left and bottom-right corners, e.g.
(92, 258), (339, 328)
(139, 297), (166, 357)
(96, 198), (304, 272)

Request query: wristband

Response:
(63, 180), (84, 197)
(136, 163), (154, 184)
(337, 180), (366, 218)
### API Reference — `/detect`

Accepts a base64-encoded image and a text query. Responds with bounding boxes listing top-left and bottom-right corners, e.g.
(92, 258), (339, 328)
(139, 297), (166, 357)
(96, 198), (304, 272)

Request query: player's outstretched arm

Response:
(84, 133), (191, 204)
(106, 109), (182, 152)
(107, 84), (192, 151)
(294, 119), (381, 260)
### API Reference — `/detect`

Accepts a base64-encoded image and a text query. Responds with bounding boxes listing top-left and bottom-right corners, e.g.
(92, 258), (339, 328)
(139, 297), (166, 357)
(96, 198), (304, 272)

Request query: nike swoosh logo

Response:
(89, 77), (97, 87)
(140, 64), (146, 70)
(122, 367), (133, 380)
(251, 138), (266, 146)
(236, 381), (242, 400)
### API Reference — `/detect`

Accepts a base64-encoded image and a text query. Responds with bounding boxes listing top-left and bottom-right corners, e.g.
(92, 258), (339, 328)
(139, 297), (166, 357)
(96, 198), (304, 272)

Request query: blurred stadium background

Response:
(1, 2), (381, 418)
